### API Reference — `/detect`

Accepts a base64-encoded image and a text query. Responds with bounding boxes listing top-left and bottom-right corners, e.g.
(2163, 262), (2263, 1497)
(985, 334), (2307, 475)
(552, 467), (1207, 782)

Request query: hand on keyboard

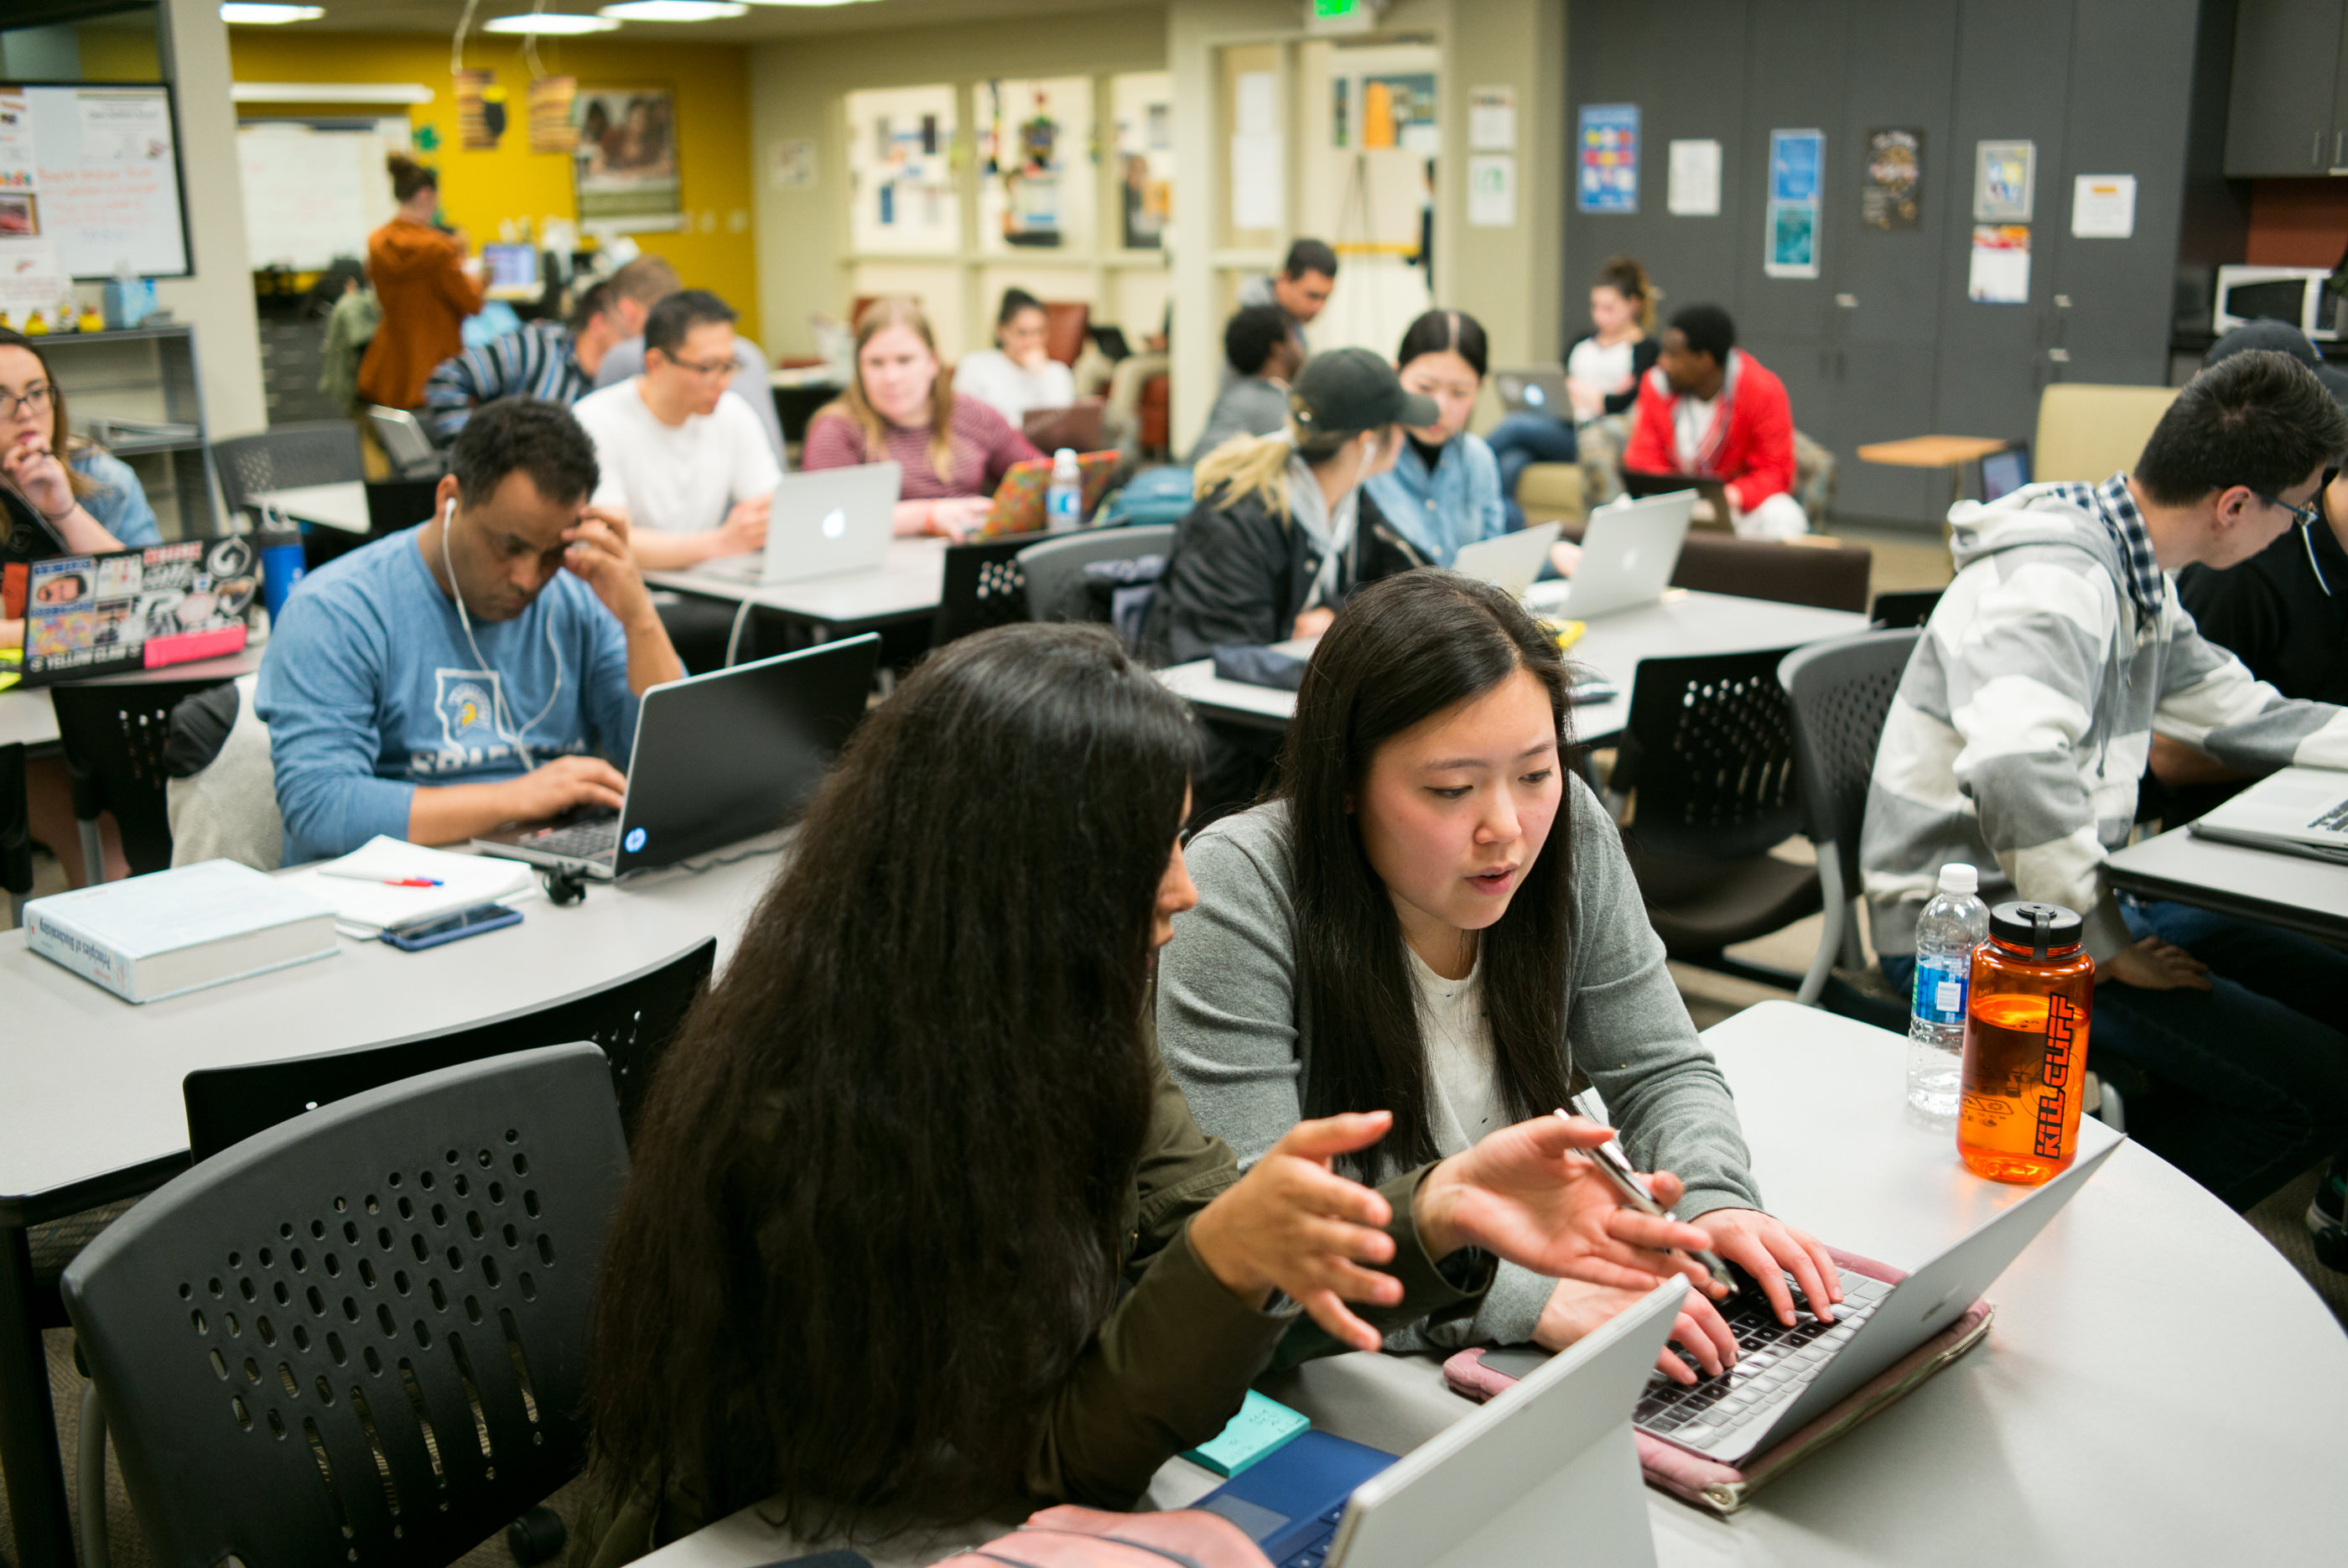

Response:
(1536, 1275), (1736, 1384)
(1688, 1207), (1843, 1326)
(497, 755), (626, 824)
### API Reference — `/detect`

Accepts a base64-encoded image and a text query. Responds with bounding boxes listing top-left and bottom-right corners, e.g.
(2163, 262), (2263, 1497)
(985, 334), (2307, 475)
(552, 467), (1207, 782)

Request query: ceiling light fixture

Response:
(220, 3), (326, 22)
(483, 12), (620, 32)
(599, 1), (750, 19)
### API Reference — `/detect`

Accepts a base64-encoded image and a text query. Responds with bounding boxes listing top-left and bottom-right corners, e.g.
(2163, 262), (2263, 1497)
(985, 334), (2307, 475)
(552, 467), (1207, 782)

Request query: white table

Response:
(639, 1002), (2348, 1568)
(645, 537), (949, 640)
(0, 843), (781, 1568)
(2106, 824), (2348, 948)
(249, 480), (370, 535)
(1159, 590), (1871, 745)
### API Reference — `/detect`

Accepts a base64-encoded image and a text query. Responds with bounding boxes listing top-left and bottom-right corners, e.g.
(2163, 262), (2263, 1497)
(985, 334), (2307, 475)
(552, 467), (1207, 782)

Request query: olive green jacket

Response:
(577, 1027), (1493, 1566)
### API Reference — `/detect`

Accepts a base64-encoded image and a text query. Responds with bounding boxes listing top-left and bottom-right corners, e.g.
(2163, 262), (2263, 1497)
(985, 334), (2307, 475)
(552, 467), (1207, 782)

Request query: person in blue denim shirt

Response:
(68, 445), (160, 548)
(1364, 310), (1504, 567)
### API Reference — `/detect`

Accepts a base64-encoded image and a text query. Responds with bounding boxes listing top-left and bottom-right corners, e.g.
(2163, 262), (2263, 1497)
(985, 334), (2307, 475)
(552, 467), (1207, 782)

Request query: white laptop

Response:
(1522, 491), (1693, 620)
(702, 461), (901, 586)
(1452, 522), (1561, 598)
(1197, 1279), (1680, 1568)
(1492, 364), (1572, 418)
(2190, 765), (2348, 863)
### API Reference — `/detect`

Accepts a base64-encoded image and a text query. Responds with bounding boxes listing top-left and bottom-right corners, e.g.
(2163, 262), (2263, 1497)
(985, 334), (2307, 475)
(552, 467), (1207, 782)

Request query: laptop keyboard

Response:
(1633, 1269), (1891, 1454)
(521, 816), (619, 864)
(2306, 799), (2348, 833)
(1275, 1505), (1348, 1568)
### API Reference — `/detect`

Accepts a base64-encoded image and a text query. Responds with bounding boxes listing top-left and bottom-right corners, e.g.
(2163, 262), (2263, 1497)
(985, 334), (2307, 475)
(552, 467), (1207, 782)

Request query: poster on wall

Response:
(1972, 139), (2034, 221)
(572, 86), (683, 234)
(1764, 129), (1822, 278)
(1468, 153), (1514, 226)
(981, 80), (1079, 249)
(1114, 72), (1172, 250)
(1577, 104), (1639, 213)
(1968, 224), (2031, 304)
(2070, 174), (2136, 238)
(0, 87), (67, 314)
(527, 77), (577, 155)
(847, 86), (958, 254)
(1861, 127), (1923, 230)
(1667, 138), (1720, 216)
(1363, 74), (1438, 155)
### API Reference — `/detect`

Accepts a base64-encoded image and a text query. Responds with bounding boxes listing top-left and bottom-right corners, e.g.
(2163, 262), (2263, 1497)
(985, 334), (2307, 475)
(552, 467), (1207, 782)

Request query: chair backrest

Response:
(1613, 646), (1805, 861)
(1, 740), (30, 901)
(212, 423), (366, 522)
(1777, 629), (1923, 890)
(52, 675), (241, 877)
(184, 938), (715, 1164)
(1869, 588), (1943, 629)
(2033, 382), (2177, 484)
(931, 536), (1036, 646)
(65, 1043), (627, 1568)
(1663, 533), (1873, 613)
(1042, 301), (1091, 366)
(1019, 524), (1177, 624)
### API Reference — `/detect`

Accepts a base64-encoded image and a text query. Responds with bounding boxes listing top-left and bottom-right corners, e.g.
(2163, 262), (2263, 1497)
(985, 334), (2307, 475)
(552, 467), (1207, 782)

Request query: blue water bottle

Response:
(259, 530), (306, 625)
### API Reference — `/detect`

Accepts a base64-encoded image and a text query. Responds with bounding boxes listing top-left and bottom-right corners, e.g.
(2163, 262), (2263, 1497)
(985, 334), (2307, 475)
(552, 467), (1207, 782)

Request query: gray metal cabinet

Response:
(2223, 0), (2348, 175)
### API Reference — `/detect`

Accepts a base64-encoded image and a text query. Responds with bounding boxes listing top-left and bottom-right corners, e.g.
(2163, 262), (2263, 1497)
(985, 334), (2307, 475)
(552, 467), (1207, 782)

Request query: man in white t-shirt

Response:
(573, 289), (782, 574)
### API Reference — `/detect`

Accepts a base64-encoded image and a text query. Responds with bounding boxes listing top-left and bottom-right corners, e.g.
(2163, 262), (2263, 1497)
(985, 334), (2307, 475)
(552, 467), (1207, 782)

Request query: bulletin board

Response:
(2, 83), (190, 278)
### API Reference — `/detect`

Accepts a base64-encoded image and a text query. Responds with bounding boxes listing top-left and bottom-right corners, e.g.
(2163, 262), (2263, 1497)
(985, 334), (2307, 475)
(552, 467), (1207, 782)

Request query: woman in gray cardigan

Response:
(1158, 571), (1842, 1382)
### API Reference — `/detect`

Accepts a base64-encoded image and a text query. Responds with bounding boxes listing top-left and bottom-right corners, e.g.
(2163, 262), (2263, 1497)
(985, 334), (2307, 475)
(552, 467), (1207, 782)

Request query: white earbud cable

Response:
(440, 497), (564, 771)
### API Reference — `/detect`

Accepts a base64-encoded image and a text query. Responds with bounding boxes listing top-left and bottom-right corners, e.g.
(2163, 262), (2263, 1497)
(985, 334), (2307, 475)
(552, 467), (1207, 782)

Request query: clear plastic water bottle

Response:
(1907, 862), (1988, 1120)
(1045, 447), (1083, 532)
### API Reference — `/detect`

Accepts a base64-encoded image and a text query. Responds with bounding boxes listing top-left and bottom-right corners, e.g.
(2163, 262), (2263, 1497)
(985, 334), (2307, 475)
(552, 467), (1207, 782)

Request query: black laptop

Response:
(473, 634), (878, 879)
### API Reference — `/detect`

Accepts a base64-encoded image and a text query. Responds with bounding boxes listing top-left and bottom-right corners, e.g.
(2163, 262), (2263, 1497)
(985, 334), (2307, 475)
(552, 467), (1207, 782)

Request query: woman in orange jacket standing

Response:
(356, 153), (484, 412)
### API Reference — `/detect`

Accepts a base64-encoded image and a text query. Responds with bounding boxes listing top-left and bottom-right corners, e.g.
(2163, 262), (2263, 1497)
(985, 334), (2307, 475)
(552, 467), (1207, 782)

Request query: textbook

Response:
(24, 859), (338, 1004)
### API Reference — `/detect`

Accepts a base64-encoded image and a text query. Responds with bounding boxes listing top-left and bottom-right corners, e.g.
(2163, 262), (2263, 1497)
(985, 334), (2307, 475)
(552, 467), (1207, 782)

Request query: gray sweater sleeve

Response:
(1159, 782), (1764, 1353)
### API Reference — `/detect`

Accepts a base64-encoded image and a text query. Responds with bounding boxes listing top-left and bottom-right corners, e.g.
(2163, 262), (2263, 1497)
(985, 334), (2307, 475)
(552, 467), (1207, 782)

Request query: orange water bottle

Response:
(1956, 901), (2095, 1185)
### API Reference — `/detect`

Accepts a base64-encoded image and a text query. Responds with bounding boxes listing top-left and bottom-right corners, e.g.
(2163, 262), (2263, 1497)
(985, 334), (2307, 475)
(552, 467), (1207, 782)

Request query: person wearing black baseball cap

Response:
(1141, 346), (1439, 810)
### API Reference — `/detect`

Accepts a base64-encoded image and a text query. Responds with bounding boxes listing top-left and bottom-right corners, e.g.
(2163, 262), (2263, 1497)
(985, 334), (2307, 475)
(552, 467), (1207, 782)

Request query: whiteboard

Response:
(12, 83), (191, 278)
(236, 121), (403, 272)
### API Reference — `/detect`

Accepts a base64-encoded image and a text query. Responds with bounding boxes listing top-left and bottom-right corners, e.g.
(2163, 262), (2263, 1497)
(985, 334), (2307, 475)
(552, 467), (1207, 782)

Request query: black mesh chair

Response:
(211, 423), (366, 525)
(185, 937), (715, 1163)
(1777, 631), (1921, 1016)
(1612, 646), (1821, 988)
(932, 536), (1037, 646)
(1018, 524), (1177, 626)
(51, 676), (241, 882)
(63, 1043), (627, 1568)
(3, 740), (30, 926)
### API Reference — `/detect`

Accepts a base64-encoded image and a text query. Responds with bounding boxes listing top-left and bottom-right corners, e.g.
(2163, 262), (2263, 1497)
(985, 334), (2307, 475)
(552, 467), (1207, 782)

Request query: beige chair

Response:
(2034, 383), (2179, 484)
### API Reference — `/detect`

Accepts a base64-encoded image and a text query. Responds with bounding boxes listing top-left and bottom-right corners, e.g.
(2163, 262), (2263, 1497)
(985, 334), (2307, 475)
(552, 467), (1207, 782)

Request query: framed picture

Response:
(573, 86), (682, 234)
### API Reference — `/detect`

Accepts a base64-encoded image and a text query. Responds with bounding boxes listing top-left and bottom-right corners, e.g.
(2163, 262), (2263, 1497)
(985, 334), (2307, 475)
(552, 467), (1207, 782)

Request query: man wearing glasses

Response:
(1861, 348), (2348, 1220)
(571, 290), (781, 671)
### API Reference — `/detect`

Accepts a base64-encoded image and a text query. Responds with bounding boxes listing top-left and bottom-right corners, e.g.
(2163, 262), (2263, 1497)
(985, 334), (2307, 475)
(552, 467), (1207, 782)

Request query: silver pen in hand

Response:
(1562, 1096), (1736, 1296)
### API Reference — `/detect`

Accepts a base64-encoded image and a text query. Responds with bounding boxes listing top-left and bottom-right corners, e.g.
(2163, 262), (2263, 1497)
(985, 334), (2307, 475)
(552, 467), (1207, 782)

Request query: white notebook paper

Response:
(278, 838), (538, 937)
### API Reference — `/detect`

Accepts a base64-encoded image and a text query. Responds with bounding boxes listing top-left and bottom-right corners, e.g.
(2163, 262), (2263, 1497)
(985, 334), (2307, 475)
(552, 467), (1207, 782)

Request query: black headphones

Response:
(538, 865), (590, 907)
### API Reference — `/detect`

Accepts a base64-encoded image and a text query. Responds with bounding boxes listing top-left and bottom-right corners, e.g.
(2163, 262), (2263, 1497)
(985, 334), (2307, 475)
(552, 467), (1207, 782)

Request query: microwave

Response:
(2213, 264), (2341, 341)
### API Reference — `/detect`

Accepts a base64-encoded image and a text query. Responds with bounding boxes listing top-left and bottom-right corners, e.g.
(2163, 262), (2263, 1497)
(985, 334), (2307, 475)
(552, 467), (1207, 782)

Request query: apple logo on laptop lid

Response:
(820, 508), (847, 540)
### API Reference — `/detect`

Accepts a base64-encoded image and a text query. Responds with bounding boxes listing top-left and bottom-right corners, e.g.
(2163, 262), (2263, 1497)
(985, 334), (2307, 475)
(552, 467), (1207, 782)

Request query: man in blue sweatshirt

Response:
(257, 397), (683, 864)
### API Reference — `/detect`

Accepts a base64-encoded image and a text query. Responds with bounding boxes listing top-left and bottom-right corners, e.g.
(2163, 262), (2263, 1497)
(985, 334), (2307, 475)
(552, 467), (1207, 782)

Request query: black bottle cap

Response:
(1988, 901), (2082, 958)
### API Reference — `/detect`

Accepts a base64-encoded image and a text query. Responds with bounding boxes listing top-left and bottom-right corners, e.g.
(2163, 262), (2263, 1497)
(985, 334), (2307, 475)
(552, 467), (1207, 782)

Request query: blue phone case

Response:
(380, 904), (523, 952)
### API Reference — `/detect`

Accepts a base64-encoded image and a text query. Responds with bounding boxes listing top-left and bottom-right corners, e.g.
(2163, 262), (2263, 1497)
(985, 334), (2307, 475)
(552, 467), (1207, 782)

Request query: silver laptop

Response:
(1506, 1124), (2121, 1469)
(1452, 522), (1561, 598)
(2190, 765), (2348, 863)
(1493, 364), (1572, 418)
(702, 461), (900, 585)
(1200, 1280), (1680, 1568)
(1522, 491), (1693, 619)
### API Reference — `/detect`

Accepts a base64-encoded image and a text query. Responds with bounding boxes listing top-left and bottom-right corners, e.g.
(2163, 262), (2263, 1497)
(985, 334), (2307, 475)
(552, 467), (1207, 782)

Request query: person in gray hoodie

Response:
(1862, 349), (2348, 1213)
(1161, 571), (1842, 1384)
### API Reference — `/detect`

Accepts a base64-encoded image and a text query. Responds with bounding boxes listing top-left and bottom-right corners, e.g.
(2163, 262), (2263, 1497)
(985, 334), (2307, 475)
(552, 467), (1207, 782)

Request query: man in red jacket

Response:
(1622, 304), (1808, 539)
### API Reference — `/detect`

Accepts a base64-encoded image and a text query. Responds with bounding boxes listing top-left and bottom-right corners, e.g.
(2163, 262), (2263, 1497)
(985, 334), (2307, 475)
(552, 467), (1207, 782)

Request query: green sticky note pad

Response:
(1179, 1390), (1311, 1477)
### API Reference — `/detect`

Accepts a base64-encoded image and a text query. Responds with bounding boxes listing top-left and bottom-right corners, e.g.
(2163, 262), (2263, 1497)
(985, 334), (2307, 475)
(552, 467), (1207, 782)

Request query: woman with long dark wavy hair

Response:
(1159, 572), (1845, 1388)
(579, 621), (1722, 1564)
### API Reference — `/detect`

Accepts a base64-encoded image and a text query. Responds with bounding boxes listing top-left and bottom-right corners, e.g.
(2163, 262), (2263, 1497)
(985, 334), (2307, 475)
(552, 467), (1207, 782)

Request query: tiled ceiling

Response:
(240, 0), (1167, 47)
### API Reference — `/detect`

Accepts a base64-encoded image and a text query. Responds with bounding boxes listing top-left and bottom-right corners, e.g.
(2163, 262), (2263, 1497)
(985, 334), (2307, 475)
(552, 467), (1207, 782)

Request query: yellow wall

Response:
(226, 29), (759, 340)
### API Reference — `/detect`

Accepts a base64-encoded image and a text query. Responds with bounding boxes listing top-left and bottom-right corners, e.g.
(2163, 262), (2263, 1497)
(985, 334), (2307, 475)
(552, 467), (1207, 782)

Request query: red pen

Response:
(319, 870), (444, 888)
